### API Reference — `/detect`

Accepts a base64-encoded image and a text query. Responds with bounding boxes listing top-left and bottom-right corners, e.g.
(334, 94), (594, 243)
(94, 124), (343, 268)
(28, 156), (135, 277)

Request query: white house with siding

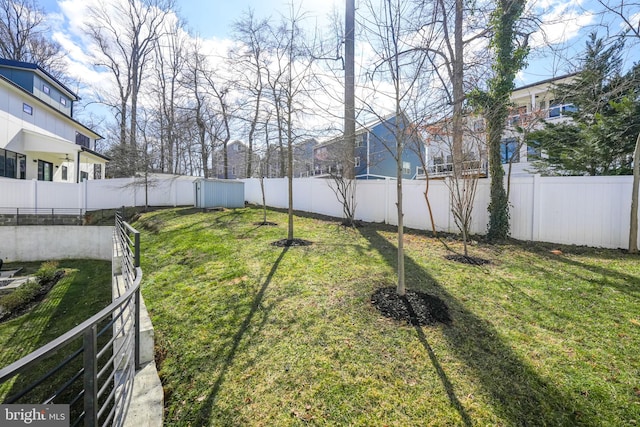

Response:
(0, 58), (108, 183)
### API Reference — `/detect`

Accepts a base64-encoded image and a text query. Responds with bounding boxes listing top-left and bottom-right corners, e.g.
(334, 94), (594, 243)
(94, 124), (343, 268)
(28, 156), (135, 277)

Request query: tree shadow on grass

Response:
(193, 246), (289, 425)
(522, 247), (640, 300)
(359, 227), (591, 426)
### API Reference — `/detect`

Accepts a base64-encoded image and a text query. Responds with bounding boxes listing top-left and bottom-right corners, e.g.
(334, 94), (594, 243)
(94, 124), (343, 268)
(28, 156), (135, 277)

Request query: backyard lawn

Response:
(0, 260), (112, 401)
(137, 207), (640, 426)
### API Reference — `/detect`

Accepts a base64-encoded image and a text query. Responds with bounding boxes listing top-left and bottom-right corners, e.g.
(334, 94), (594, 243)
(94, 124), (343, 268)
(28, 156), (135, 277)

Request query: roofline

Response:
(0, 58), (79, 100)
(81, 146), (111, 161)
(316, 111), (420, 148)
(0, 74), (103, 140)
(513, 72), (580, 92)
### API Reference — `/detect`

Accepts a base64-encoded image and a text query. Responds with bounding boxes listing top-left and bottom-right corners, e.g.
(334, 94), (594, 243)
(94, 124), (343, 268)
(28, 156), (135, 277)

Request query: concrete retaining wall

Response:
(0, 226), (112, 263)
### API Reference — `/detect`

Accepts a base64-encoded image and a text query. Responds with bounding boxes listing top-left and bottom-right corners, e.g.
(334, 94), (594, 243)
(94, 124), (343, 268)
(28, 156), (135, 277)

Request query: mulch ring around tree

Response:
(371, 287), (451, 326)
(271, 238), (313, 247)
(444, 254), (491, 265)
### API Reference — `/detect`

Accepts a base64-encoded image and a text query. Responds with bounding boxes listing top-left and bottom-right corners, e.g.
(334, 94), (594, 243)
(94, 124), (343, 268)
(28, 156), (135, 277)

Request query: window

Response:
(94, 164), (102, 179)
(500, 138), (520, 164)
(354, 157), (360, 167)
(0, 149), (25, 179)
(23, 103), (33, 115)
(43, 84), (50, 95)
(402, 161), (411, 175)
(38, 160), (53, 181)
(76, 132), (91, 148)
(60, 97), (67, 106)
(61, 166), (68, 181)
(80, 171), (88, 182)
(355, 134), (364, 147)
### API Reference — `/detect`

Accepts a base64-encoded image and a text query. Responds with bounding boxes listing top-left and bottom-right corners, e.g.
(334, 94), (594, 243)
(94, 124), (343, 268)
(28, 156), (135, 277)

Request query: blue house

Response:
(313, 113), (425, 179)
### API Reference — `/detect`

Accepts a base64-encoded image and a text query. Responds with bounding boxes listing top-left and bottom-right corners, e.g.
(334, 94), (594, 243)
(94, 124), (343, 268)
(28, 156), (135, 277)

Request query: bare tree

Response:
(0, 0), (65, 77)
(84, 0), (175, 175)
(360, 0), (434, 295)
(232, 10), (271, 179)
(153, 17), (187, 174)
(273, 5), (316, 243)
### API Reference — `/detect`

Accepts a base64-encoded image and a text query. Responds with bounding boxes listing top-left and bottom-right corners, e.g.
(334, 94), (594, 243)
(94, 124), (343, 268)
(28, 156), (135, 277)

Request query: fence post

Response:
(134, 232), (140, 269)
(135, 288), (141, 370)
(83, 325), (98, 427)
(531, 174), (541, 241)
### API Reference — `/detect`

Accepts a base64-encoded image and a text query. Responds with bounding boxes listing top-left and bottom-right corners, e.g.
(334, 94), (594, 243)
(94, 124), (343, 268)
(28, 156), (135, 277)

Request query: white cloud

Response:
(528, 0), (595, 48)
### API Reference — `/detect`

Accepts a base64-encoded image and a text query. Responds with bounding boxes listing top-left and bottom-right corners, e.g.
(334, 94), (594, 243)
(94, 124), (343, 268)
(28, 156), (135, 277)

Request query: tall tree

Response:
(232, 10), (270, 179)
(0, 0), (65, 77)
(591, 1), (640, 253)
(85, 0), (174, 175)
(527, 35), (639, 176)
(473, 0), (529, 241)
(153, 17), (187, 174)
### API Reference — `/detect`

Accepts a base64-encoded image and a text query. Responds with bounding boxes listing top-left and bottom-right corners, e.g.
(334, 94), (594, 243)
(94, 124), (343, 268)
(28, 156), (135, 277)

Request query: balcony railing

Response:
(416, 160), (488, 179)
(0, 210), (142, 427)
(506, 103), (576, 127)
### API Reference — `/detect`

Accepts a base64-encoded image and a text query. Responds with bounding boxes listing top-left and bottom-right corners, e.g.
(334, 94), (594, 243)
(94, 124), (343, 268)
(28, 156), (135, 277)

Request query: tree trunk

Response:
(629, 132), (640, 253)
(423, 175), (438, 237)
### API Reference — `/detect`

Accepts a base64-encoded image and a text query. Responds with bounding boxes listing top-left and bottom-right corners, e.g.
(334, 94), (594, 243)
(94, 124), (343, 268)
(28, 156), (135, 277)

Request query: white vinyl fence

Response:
(242, 175), (640, 250)
(1, 173), (638, 249)
(0, 174), (198, 211)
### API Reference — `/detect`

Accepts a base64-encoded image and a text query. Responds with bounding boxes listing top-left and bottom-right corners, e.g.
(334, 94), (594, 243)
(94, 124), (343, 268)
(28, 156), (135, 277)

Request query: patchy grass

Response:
(0, 260), (112, 401)
(138, 207), (640, 426)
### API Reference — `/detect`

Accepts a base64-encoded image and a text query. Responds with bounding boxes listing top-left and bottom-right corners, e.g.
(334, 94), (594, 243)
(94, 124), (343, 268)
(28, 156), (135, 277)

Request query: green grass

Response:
(137, 207), (640, 426)
(0, 260), (112, 402)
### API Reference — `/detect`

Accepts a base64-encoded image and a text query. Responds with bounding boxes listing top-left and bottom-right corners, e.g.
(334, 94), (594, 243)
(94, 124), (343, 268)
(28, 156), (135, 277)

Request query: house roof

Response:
(513, 72), (580, 93)
(316, 111), (417, 149)
(0, 58), (79, 100)
(0, 74), (103, 141)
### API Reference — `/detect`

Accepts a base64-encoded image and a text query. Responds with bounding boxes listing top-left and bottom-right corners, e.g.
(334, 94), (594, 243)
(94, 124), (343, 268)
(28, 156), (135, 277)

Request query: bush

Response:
(35, 261), (59, 284)
(0, 279), (41, 314)
(0, 262), (62, 320)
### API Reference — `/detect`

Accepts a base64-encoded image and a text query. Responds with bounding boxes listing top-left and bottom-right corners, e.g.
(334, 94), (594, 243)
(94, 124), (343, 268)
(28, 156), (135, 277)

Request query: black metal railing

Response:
(0, 211), (142, 426)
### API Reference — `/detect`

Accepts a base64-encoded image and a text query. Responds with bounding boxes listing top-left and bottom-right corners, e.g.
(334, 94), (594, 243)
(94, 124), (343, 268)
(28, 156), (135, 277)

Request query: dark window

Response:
(62, 166), (68, 181)
(94, 164), (102, 179)
(76, 132), (90, 148)
(23, 103), (32, 115)
(0, 149), (25, 179)
(500, 138), (520, 164)
(38, 160), (53, 181)
(80, 171), (88, 182)
(6, 151), (16, 178)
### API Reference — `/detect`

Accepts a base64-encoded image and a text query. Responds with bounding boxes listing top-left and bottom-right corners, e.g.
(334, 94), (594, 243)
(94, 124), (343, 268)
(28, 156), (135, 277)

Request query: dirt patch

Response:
(371, 287), (451, 326)
(271, 239), (313, 247)
(254, 221), (278, 226)
(444, 254), (491, 265)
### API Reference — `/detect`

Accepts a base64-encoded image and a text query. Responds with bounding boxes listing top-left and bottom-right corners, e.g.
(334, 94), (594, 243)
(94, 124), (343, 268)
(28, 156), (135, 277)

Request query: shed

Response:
(194, 179), (245, 209)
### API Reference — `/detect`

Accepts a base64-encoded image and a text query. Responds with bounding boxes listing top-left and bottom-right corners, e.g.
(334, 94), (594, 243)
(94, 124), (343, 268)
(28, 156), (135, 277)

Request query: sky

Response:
(33, 0), (640, 135)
